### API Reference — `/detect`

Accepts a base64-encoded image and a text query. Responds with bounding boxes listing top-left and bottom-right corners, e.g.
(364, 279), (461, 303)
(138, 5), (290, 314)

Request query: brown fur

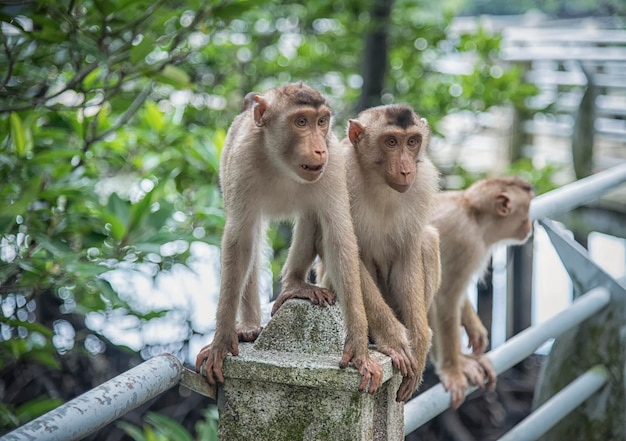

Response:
(429, 176), (534, 408)
(317, 104), (441, 402)
(195, 83), (382, 393)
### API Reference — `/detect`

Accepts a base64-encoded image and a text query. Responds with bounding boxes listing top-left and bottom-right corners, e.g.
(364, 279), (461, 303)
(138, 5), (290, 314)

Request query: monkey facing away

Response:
(195, 83), (382, 393)
(278, 104), (441, 402)
(429, 176), (534, 409)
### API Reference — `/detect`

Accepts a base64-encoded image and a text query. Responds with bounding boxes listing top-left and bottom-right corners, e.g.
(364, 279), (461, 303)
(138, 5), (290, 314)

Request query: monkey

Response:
(275, 104), (441, 402)
(344, 105), (441, 402)
(429, 176), (534, 409)
(195, 83), (383, 394)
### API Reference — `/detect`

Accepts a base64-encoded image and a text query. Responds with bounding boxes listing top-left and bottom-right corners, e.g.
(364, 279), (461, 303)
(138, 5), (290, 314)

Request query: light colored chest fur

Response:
(351, 190), (419, 264)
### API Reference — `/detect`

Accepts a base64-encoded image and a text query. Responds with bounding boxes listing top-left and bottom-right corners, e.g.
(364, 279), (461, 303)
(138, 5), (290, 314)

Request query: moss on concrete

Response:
(218, 299), (402, 440)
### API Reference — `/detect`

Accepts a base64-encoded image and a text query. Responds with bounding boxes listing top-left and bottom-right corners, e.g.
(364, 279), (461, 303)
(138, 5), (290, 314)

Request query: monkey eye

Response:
(295, 116), (308, 127)
(385, 136), (398, 147)
(407, 135), (422, 148)
(317, 116), (328, 127)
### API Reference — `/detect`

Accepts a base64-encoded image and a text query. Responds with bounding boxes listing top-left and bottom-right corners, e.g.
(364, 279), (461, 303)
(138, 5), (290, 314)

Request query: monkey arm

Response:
(236, 254), (262, 342)
(318, 194), (383, 393)
(196, 216), (261, 384)
(390, 250), (433, 402)
(461, 298), (489, 354)
(421, 226), (442, 309)
(432, 275), (486, 409)
(281, 213), (319, 284)
(272, 214), (335, 315)
(360, 260), (417, 378)
(431, 292), (467, 409)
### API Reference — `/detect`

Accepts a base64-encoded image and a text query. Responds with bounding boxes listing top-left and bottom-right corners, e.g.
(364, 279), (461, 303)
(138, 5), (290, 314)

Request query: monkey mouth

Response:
(298, 163), (325, 182)
(300, 164), (324, 172)
(389, 182), (411, 193)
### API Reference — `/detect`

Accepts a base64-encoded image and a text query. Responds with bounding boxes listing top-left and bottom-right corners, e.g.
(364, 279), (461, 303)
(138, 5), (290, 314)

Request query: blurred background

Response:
(1, 0), (625, 439)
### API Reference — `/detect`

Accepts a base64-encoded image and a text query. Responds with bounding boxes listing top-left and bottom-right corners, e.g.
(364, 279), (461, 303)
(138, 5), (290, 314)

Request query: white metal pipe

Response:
(498, 365), (609, 441)
(1, 354), (183, 441)
(404, 287), (610, 435)
(488, 287), (609, 373)
(530, 162), (626, 220)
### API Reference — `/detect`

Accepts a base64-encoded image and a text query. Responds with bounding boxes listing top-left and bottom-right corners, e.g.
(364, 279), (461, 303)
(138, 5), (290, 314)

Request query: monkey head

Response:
(467, 177), (534, 245)
(348, 104), (431, 193)
(247, 83), (333, 184)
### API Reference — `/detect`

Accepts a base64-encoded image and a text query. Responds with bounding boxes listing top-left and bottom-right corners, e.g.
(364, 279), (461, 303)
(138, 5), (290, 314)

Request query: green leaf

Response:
(127, 178), (168, 238)
(0, 215), (13, 234)
(16, 396), (63, 423)
(0, 403), (20, 429)
(32, 26), (67, 43)
(144, 101), (164, 133)
(105, 193), (130, 241)
(27, 348), (62, 369)
(195, 406), (219, 441)
(146, 412), (194, 441)
(31, 234), (72, 256)
(5, 319), (54, 337)
(213, 128), (226, 159)
(83, 66), (104, 89)
(96, 278), (128, 309)
(9, 112), (28, 157)
(117, 421), (148, 441)
(131, 35), (156, 64)
(155, 65), (190, 88)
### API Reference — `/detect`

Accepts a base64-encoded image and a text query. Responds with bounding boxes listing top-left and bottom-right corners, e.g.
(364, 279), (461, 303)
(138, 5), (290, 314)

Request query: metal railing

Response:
(498, 365), (610, 441)
(405, 162), (626, 438)
(3, 163), (626, 441)
(404, 286), (611, 435)
(0, 355), (215, 441)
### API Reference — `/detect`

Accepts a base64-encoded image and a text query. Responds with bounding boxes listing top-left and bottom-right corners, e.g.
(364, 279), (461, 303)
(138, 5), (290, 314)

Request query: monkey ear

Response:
(348, 119), (366, 146)
(495, 193), (511, 216)
(242, 92), (259, 112)
(253, 95), (268, 127)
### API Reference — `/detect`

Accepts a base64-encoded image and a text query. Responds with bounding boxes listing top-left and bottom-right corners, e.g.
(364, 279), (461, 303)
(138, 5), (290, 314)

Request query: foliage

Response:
(1, 0), (541, 438)
(118, 407), (218, 441)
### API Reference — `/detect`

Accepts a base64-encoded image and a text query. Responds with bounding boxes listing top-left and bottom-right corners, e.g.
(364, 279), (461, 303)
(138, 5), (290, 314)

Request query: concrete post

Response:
(217, 299), (402, 441)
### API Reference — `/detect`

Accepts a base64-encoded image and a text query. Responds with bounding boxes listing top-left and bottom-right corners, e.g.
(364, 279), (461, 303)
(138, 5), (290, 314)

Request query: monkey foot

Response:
(466, 327), (489, 354)
(462, 353), (497, 391)
(237, 326), (263, 342)
(396, 372), (422, 403)
(195, 334), (239, 386)
(271, 283), (336, 315)
(340, 342), (383, 394)
(375, 344), (417, 378)
(438, 368), (468, 409)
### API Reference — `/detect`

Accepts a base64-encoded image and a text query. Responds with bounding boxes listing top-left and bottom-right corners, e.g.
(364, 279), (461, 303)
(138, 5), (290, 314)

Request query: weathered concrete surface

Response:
(218, 299), (403, 441)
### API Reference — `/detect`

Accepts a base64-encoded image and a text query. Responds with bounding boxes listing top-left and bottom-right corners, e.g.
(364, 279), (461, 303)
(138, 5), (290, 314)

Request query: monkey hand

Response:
(195, 333), (239, 386)
(271, 283), (336, 316)
(340, 341), (383, 394)
(237, 325), (263, 342)
(465, 321), (489, 355)
(464, 353), (497, 392)
(396, 372), (422, 402)
(460, 354), (487, 389)
(438, 366), (468, 409)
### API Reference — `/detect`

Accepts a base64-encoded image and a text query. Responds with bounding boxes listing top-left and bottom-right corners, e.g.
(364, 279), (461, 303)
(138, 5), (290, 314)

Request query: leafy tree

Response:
(0, 0), (539, 438)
